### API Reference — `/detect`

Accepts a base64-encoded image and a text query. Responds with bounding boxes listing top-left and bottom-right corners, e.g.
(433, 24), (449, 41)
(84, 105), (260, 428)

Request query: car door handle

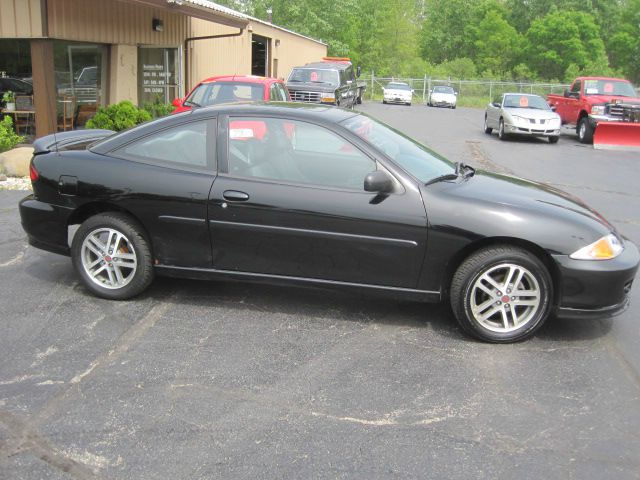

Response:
(223, 190), (250, 201)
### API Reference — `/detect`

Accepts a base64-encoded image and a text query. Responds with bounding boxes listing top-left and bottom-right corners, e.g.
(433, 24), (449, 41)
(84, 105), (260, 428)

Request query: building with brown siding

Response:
(0, 0), (327, 138)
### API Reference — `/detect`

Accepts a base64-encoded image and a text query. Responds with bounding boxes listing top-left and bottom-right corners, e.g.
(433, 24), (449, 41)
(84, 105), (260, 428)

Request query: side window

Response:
(227, 117), (375, 190)
(269, 84), (286, 101)
(115, 120), (214, 169)
(571, 80), (581, 94)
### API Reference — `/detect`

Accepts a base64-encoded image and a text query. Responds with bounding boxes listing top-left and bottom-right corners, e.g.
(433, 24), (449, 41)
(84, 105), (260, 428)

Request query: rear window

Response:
(185, 82), (264, 106)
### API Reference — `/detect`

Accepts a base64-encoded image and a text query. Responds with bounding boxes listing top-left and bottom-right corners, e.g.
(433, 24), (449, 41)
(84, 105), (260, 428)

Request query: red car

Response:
(172, 75), (289, 113)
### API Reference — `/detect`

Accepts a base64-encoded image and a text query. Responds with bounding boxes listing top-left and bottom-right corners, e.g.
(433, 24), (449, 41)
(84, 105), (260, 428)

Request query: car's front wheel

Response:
(450, 245), (553, 342)
(484, 116), (492, 134)
(578, 117), (594, 144)
(71, 213), (154, 300)
(549, 135), (559, 144)
(498, 119), (507, 140)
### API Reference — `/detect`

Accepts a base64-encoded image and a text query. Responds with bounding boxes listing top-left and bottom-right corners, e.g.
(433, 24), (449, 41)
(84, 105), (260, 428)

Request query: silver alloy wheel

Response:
(80, 228), (137, 290)
(469, 263), (541, 333)
(499, 120), (504, 139)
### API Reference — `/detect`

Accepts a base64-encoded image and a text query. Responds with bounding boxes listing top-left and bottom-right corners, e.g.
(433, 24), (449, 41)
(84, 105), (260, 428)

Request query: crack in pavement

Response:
(0, 296), (174, 477)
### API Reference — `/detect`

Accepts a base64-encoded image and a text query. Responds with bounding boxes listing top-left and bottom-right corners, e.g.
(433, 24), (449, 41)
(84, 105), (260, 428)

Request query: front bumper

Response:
(384, 96), (411, 104)
(552, 240), (639, 319)
(505, 122), (560, 137)
(19, 194), (72, 256)
(430, 98), (456, 107)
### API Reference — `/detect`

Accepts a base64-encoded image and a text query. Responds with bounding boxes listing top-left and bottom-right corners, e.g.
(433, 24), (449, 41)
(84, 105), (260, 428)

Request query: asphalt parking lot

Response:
(1, 103), (639, 479)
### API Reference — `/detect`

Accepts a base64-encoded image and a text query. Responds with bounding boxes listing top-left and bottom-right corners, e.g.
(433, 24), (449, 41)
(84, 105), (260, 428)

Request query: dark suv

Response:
(286, 61), (360, 108)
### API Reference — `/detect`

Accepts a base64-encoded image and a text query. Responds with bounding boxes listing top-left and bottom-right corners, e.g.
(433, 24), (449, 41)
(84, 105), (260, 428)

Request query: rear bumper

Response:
(552, 240), (639, 319)
(19, 195), (72, 256)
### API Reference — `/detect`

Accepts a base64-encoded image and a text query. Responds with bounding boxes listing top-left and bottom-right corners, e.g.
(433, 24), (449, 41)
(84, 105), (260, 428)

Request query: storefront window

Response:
(53, 41), (108, 130)
(0, 40), (34, 138)
(138, 48), (179, 106)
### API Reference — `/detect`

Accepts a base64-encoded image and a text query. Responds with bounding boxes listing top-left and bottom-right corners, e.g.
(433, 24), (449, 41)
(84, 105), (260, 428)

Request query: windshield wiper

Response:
(183, 100), (201, 107)
(424, 162), (474, 186)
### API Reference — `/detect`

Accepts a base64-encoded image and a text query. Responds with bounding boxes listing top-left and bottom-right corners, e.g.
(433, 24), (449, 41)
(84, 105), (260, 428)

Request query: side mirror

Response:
(564, 89), (570, 98)
(550, 105), (557, 112)
(492, 101), (501, 108)
(172, 97), (184, 108)
(364, 170), (394, 194)
(356, 66), (361, 78)
(454, 92), (458, 96)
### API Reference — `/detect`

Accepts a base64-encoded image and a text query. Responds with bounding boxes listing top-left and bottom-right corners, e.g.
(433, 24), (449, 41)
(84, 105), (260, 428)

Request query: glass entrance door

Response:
(138, 48), (180, 106)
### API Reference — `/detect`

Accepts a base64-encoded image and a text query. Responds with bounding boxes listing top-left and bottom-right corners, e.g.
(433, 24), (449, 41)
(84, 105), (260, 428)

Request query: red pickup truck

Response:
(547, 76), (640, 144)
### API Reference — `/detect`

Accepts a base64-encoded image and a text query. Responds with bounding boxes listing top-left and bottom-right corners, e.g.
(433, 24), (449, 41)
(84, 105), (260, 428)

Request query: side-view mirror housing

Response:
(564, 89), (570, 98)
(364, 170), (394, 194)
(550, 105), (557, 112)
(172, 97), (184, 108)
(356, 66), (361, 78)
(492, 101), (501, 108)
(454, 92), (458, 96)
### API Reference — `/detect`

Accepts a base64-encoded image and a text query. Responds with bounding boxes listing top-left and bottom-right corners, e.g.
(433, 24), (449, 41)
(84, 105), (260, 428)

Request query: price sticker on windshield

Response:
(604, 83), (614, 93)
(519, 96), (529, 107)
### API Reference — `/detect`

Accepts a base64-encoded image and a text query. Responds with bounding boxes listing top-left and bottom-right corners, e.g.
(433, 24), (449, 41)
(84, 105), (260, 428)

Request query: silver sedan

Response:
(484, 93), (561, 143)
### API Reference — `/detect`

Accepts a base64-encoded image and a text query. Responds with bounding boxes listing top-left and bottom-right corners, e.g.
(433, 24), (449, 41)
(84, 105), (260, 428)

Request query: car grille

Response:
(290, 91), (323, 103)
(607, 103), (640, 123)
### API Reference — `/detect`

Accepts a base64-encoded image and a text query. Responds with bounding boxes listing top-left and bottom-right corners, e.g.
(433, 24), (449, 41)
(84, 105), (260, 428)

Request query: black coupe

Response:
(20, 104), (639, 342)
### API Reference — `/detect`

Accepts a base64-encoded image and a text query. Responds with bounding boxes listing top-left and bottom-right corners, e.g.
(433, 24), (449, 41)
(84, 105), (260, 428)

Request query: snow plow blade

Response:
(594, 122), (640, 151)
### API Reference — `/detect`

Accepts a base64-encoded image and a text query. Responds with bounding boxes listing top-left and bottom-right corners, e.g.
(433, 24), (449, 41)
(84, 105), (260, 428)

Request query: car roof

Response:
(502, 93), (544, 97)
(199, 75), (280, 85)
(91, 103), (360, 154)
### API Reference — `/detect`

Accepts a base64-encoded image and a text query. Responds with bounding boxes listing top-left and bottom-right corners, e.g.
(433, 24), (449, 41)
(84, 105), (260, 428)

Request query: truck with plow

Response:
(547, 76), (640, 150)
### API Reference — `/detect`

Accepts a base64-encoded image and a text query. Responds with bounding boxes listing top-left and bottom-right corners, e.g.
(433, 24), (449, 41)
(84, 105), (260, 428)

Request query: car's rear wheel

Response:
(578, 117), (594, 144)
(498, 119), (507, 140)
(549, 135), (559, 144)
(484, 116), (492, 134)
(450, 245), (552, 342)
(71, 213), (154, 300)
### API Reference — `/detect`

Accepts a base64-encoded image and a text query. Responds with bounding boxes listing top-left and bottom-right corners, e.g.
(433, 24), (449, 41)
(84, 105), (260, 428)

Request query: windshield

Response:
(503, 94), (551, 110)
(288, 68), (339, 85)
(386, 83), (411, 91)
(433, 86), (454, 94)
(583, 79), (636, 97)
(185, 82), (264, 106)
(341, 114), (454, 183)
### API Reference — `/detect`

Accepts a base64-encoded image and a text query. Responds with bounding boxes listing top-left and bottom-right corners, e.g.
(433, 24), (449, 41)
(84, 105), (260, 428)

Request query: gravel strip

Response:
(0, 176), (32, 191)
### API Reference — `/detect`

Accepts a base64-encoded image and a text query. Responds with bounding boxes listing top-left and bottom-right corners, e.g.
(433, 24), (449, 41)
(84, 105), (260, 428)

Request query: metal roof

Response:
(128, 0), (249, 28)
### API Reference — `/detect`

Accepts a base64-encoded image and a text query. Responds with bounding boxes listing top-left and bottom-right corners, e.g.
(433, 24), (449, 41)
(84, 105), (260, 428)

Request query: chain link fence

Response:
(365, 74), (571, 108)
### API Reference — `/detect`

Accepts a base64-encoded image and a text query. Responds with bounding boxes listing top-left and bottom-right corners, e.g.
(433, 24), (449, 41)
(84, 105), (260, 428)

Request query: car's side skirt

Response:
(155, 264), (441, 302)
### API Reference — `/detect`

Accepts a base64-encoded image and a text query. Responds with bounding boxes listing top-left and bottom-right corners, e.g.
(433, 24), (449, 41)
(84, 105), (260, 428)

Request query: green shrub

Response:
(142, 101), (174, 119)
(0, 116), (24, 153)
(86, 101), (152, 131)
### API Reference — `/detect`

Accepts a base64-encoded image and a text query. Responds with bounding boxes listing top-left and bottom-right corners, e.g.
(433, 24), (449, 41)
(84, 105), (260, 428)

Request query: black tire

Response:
(406, 102), (411, 106)
(498, 119), (507, 140)
(356, 89), (363, 104)
(450, 245), (553, 343)
(577, 117), (594, 144)
(382, 100), (387, 104)
(484, 116), (492, 134)
(71, 213), (154, 300)
(548, 135), (559, 144)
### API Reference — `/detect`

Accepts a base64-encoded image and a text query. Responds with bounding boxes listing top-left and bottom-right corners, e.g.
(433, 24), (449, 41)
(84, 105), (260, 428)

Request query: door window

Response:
(227, 117), (375, 190)
(269, 83), (287, 101)
(114, 120), (214, 170)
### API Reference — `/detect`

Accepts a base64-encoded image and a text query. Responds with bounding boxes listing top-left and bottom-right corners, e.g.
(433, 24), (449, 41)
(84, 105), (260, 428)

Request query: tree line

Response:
(218, 0), (640, 83)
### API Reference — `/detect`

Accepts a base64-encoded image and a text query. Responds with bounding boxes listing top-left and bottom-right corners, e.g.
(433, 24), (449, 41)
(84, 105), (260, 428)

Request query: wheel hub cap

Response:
(470, 263), (541, 333)
(80, 228), (137, 290)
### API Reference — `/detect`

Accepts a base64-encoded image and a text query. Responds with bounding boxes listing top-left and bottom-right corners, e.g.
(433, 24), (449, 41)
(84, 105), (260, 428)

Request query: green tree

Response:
(471, 10), (523, 76)
(524, 9), (610, 80)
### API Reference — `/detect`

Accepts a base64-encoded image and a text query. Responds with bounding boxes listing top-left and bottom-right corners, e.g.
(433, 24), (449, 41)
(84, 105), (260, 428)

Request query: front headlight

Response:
(570, 234), (624, 260)
(591, 105), (605, 115)
(511, 115), (526, 124)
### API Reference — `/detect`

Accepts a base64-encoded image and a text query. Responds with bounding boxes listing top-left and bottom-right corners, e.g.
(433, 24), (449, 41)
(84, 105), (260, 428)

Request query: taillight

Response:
(29, 163), (39, 182)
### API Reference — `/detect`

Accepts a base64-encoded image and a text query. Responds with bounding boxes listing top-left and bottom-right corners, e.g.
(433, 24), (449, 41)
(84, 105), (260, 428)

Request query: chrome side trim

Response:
(159, 215), (206, 224)
(156, 264), (439, 299)
(209, 220), (419, 247)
